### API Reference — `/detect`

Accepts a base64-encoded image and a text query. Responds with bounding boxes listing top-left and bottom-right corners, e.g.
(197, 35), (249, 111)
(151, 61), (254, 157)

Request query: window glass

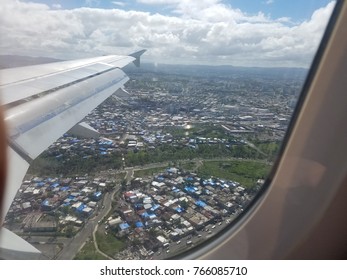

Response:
(0, 0), (335, 259)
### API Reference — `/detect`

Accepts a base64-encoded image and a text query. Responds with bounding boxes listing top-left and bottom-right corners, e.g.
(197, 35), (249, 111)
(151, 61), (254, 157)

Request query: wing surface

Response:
(0, 50), (145, 258)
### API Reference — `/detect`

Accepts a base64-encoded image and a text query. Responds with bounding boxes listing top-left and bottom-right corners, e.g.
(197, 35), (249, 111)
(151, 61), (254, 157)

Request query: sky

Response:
(0, 0), (336, 67)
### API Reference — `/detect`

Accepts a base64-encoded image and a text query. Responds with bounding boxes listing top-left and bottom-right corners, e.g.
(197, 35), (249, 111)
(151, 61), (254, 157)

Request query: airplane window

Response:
(0, 0), (336, 260)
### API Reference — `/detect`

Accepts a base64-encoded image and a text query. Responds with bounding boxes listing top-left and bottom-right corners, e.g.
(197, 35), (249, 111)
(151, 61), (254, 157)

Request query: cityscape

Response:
(3, 62), (306, 259)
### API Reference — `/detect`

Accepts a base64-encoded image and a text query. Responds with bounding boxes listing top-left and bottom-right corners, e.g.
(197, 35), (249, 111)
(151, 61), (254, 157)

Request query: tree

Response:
(65, 225), (74, 238)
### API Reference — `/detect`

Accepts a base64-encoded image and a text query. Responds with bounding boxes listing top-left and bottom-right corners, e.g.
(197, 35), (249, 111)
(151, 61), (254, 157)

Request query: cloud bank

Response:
(0, 0), (335, 67)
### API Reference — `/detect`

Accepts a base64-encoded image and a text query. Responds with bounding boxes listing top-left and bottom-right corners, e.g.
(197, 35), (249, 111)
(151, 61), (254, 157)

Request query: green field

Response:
(95, 231), (125, 257)
(74, 240), (108, 260)
(178, 161), (199, 171)
(197, 160), (271, 188)
(133, 166), (167, 178)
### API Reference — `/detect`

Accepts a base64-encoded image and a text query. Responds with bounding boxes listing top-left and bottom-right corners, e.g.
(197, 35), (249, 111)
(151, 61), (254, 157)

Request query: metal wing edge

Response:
(0, 50), (146, 259)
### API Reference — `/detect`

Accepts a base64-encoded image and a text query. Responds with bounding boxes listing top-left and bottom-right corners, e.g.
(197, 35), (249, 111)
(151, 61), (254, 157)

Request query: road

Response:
(32, 156), (266, 259)
(151, 218), (235, 260)
(55, 189), (117, 259)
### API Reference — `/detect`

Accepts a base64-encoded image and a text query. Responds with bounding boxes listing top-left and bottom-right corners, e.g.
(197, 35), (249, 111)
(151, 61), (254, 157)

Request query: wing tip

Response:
(129, 49), (146, 67)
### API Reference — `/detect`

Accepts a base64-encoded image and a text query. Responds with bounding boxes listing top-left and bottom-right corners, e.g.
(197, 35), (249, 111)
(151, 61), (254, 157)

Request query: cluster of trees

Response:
(29, 138), (279, 177)
(29, 153), (123, 176)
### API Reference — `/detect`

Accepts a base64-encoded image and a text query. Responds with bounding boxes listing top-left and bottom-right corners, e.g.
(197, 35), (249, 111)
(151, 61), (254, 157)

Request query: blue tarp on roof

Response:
(150, 204), (160, 212)
(196, 200), (207, 208)
(185, 186), (196, 193)
(175, 207), (184, 213)
(77, 204), (86, 212)
(156, 176), (164, 181)
(94, 191), (102, 197)
(207, 179), (216, 186)
(149, 213), (156, 219)
(135, 203), (144, 210)
(41, 199), (50, 206)
(60, 186), (70, 191)
(51, 183), (60, 188)
(141, 212), (150, 218)
(135, 221), (144, 228)
(119, 223), (130, 230)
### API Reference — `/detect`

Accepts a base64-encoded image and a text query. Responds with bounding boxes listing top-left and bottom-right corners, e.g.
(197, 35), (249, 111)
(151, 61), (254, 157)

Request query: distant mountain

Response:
(125, 62), (308, 80)
(0, 54), (307, 80)
(0, 55), (61, 69)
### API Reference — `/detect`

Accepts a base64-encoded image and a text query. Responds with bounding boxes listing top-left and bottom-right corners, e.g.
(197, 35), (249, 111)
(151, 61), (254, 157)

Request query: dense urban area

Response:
(4, 62), (306, 259)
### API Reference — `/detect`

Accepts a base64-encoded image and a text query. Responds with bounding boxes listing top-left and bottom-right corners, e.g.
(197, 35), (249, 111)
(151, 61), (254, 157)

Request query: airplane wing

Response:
(0, 49), (146, 259)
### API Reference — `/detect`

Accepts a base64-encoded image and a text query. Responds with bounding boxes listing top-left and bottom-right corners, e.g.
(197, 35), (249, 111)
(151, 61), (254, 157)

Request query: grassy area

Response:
(197, 160), (271, 188)
(74, 240), (108, 260)
(133, 166), (167, 178)
(255, 141), (281, 161)
(178, 161), (198, 171)
(95, 231), (125, 257)
(114, 172), (126, 181)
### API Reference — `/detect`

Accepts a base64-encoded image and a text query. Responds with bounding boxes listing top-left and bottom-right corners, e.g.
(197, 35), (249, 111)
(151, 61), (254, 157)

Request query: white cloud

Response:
(265, 0), (274, 5)
(112, 1), (126, 7)
(0, 0), (336, 67)
(52, 3), (62, 9)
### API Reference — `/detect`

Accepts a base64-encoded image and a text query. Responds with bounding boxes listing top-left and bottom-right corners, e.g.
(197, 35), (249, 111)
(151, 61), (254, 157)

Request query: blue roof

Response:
(41, 199), (50, 206)
(150, 204), (160, 212)
(94, 191), (102, 197)
(204, 189), (211, 195)
(175, 207), (184, 213)
(119, 223), (130, 230)
(77, 204), (86, 212)
(185, 186), (196, 193)
(99, 140), (113, 145)
(141, 212), (150, 218)
(196, 200), (207, 208)
(51, 183), (60, 188)
(60, 186), (70, 191)
(156, 176), (164, 181)
(135, 221), (144, 228)
(135, 203), (144, 210)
